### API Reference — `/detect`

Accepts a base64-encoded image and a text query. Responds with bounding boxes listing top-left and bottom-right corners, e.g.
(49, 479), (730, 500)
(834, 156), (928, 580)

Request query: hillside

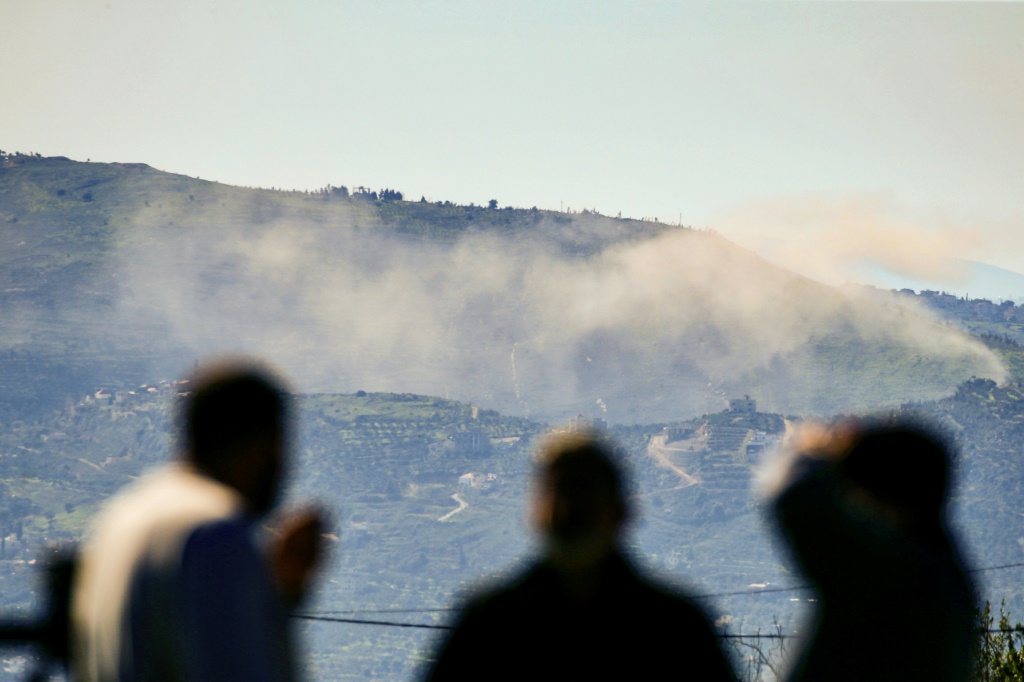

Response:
(4, 383), (1024, 678)
(856, 285), (1024, 381)
(901, 378), (1024, 608)
(0, 385), (796, 678)
(0, 153), (1005, 425)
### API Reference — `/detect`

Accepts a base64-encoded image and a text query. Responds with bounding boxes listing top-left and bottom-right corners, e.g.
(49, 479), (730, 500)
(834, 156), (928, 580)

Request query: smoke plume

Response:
(108, 192), (1005, 422)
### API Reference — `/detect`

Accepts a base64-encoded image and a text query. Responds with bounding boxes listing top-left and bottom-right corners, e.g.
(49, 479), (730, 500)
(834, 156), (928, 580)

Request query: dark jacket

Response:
(426, 551), (735, 681)
(772, 458), (977, 682)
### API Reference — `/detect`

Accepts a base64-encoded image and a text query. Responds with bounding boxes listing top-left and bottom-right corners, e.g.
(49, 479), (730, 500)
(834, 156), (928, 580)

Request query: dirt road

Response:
(647, 434), (700, 488)
(438, 493), (468, 522)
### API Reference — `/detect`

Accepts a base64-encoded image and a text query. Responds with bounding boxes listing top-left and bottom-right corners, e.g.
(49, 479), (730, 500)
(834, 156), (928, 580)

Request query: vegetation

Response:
(5, 152), (1024, 678)
(0, 153), (674, 424)
(724, 602), (1024, 681)
(1, 153), (1008, 426)
(1, 370), (1024, 678)
(978, 602), (1024, 681)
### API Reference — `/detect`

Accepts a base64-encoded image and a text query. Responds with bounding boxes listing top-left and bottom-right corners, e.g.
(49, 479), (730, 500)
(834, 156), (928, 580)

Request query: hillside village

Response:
(3, 154), (1010, 429)
(3, 362), (1024, 679)
(0, 381), (793, 572)
(5, 155), (1024, 677)
(853, 286), (1024, 338)
(0, 373), (783, 535)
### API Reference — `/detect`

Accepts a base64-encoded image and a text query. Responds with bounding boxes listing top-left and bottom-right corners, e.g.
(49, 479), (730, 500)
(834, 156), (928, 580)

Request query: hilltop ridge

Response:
(0, 153), (1006, 424)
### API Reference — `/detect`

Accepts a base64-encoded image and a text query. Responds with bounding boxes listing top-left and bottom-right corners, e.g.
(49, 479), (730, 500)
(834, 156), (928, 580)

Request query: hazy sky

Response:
(4, 1), (1024, 285)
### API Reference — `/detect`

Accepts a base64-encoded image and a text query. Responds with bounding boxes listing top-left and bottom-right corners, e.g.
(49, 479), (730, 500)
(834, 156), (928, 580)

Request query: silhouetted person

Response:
(764, 419), (977, 682)
(426, 431), (735, 681)
(72, 360), (325, 682)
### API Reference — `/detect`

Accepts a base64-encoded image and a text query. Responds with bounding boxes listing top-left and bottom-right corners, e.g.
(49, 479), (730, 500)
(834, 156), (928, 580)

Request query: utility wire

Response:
(969, 561), (1024, 574)
(303, 608), (457, 616)
(294, 560), (1024, 632)
(292, 614), (451, 631)
(300, 583), (814, 619)
(292, 615), (1024, 639)
(293, 614), (794, 638)
(292, 618), (1024, 639)
(694, 559), (1024, 601)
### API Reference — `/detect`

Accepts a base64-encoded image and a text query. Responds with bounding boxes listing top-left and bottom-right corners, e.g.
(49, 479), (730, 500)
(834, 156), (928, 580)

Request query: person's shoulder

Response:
(100, 465), (242, 524)
(455, 562), (549, 618)
(182, 515), (259, 565)
(91, 465), (179, 517)
(179, 516), (272, 612)
(622, 559), (715, 622)
(615, 559), (736, 680)
(101, 466), (246, 551)
(81, 466), (190, 550)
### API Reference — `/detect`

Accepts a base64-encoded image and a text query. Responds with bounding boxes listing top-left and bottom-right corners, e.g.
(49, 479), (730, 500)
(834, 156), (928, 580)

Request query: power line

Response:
(696, 558), (1024, 600)
(292, 614), (795, 638)
(719, 633), (791, 640)
(292, 614), (451, 631)
(295, 617), (1024, 640)
(300, 584), (813, 619)
(293, 560), (1024, 632)
(292, 616), (1024, 640)
(966, 561), (1024, 569)
(300, 608), (456, 616)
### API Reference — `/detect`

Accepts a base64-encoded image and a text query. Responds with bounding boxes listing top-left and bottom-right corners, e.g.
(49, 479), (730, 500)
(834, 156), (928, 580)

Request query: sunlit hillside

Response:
(0, 154), (1004, 426)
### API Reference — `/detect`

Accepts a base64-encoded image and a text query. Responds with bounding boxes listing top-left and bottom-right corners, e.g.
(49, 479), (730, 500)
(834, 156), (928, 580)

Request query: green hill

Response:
(0, 153), (1005, 426)
(0, 385), (793, 677)
(4, 151), (1024, 677)
(5, 380), (1024, 678)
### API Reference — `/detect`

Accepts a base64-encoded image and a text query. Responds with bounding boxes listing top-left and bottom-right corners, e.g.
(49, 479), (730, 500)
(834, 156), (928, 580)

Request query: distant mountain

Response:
(0, 153), (1006, 424)
(853, 259), (1024, 302)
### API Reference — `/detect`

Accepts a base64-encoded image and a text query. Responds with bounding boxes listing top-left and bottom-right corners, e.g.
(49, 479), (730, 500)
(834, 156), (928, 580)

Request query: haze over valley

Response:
(0, 155), (1006, 425)
(5, 3), (1024, 678)
(3, 153), (1024, 679)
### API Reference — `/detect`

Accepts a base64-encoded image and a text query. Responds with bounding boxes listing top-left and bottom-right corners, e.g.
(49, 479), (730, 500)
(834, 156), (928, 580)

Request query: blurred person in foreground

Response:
(72, 360), (326, 682)
(426, 431), (735, 681)
(761, 418), (977, 682)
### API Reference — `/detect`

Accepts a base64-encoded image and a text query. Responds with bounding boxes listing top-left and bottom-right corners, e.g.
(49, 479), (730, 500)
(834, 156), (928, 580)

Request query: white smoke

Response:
(110, 192), (1005, 422)
(715, 195), (983, 288)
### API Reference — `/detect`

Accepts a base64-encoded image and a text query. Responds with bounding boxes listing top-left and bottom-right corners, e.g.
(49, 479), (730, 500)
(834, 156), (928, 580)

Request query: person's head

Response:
(532, 431), (629, 568)
(839, 421), (952, 529)
(181, 360), (289, 516)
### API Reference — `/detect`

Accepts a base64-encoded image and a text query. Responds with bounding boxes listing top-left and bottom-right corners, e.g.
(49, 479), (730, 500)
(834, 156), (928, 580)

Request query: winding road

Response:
(644, 434), (701, 493)
(438, 493), (468, 522)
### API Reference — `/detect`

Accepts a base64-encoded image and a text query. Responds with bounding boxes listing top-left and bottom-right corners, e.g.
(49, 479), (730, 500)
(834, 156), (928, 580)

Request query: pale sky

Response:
(4, 1), (1024, 286)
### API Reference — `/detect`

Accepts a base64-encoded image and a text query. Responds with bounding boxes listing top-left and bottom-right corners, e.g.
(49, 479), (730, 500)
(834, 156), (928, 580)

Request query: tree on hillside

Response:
(488, 199), (498, 209)
(353, 187), (377, 201)
(728, 604), (1024, 682)
(977, 601), (1024, 681)
(726, 620), (792, 682)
